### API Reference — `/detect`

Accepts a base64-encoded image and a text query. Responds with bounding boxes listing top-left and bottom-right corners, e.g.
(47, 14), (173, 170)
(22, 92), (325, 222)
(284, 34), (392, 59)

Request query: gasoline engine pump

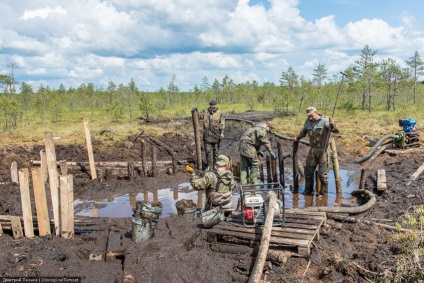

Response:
(240, 183), (285, 228)
(393, 118), (420, 149)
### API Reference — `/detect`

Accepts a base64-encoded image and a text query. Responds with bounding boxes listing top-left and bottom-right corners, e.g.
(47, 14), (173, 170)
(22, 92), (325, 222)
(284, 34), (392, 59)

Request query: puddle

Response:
(74, 169), (359, 218)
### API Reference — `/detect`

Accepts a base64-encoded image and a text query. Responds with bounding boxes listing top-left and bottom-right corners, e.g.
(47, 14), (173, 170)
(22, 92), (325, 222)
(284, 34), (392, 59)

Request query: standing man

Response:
(238, 122), (277, 185)
(186, 155), (235, 212)
(191, 100), (225, 171)
(295, 107), (339, 196)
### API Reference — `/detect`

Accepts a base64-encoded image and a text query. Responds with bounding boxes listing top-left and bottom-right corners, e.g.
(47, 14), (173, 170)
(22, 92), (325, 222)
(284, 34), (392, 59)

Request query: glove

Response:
(191, 107), (198, 114)
(185, 164), (194, 173)
(257, 151), (264, 157)
(270, 151), (277, 160)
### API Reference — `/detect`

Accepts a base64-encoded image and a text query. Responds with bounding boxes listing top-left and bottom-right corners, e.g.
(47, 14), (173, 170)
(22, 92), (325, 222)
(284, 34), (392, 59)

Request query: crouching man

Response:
(186, 155), (235, 212)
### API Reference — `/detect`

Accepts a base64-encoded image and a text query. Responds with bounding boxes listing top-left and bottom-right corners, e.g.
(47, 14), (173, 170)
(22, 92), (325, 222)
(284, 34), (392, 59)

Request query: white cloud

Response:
(20, 6), (66, 20)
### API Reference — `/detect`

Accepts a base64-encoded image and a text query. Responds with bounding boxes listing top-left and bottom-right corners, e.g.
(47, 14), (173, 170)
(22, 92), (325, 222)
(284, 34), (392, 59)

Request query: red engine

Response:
(243, 207), (254, 222)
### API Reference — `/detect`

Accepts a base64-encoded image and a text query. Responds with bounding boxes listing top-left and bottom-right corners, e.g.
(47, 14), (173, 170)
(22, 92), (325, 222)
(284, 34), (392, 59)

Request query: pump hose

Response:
(346, 134), (396, 164)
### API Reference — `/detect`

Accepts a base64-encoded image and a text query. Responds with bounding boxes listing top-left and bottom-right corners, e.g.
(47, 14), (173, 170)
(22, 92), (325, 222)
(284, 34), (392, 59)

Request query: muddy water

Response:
(74, 169), (359, 218)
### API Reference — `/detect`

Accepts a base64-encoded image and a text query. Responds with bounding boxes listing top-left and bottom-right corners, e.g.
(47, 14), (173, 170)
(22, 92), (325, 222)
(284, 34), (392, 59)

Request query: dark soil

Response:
(0, 111), (423, 282)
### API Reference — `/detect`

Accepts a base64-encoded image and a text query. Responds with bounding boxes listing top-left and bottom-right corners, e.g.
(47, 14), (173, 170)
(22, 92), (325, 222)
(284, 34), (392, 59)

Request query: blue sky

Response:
(1, 0), (423, 92)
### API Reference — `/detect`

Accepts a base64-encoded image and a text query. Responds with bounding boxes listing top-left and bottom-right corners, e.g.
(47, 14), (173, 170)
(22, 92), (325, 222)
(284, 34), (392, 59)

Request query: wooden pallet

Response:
(206, 211), (326, 257)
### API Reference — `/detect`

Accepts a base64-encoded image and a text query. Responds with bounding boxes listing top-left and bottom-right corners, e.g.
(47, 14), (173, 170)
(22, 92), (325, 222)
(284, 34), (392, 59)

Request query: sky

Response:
(1, 0), (424, 92)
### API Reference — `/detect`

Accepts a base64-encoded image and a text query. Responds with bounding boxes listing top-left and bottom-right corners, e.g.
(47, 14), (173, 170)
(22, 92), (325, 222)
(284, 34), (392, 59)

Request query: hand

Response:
(270, 151), (277, 160)
(257, 151), (264, 157)
(185, 164), (194, 173)
(191, 107), (198, 114)
(329, 117), (335, 128)
(220, 133), (224, 139)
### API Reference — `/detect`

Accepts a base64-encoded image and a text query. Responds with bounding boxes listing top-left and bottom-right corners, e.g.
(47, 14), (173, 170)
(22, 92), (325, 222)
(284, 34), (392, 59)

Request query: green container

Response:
(131, 217), (158, 243)
(201, 207), (225, 228)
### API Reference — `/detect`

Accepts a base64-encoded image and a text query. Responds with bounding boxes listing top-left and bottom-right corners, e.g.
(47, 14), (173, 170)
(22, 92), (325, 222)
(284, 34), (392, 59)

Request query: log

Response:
(330, 138), (342, 193)
(359, 168), (367, 190)
(248, 192), (277, 283)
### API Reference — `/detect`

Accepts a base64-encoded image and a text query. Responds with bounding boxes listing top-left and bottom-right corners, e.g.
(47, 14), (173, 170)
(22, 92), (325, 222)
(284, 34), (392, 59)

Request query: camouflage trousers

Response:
(240, 155), (260, 185)
(204, 142), (219, 170)
(304, 148), (329, 195)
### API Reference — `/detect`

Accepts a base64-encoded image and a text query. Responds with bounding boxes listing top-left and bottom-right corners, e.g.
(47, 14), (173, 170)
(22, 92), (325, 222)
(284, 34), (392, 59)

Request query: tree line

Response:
(0, 45), (423, 132)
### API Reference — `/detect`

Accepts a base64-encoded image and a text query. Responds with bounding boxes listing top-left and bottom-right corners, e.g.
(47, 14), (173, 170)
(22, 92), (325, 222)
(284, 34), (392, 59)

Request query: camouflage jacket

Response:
(190, 170), (235, 194)
(198, 107), (225, 143)
(296, 114), (339, 149)
(238, 125), (272, 158)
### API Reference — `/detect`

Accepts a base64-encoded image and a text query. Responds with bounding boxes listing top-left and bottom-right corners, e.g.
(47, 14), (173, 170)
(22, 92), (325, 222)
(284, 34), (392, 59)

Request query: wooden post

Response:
(228, 156), (233, 173)
(293, 141), (299, 193)
(277, 142), (285, 187)
(59, 160), (68, 176)
(143, 191), (149, 202)
(266, 155), (272, 183)
(236, 162), (241, 178)
(173, 188), (179, 200)
(153, 190), (159, 204)
(151, 145), (157, 177)
(248, 192), (277, 283)
(11, 216), (23, 239)
(18, 168), (34, 238)
(171, 153), (176, 175)
(271, 156), (278, 183)
(83, 118), (97, 180)
(258, 155), (264, 183)
(40, 150), (48, 182)
(128, 162), (134, 179)
(330, 138), (342, 193)
(31, 167), (51, 236)
(60, 175), (74, 238)
(130, 193), (136, 207)
(197, 190), (203, 210)
(377, 169), (387, 191)
(11, 161), (19, 184)
(316, 168), (321, 195)
(0, 223), (3, 235)
(359, 168), (367, 190)
(140, 139), (147, 177)
(44, 132), (61, 236)
(192, 110), (202, 170)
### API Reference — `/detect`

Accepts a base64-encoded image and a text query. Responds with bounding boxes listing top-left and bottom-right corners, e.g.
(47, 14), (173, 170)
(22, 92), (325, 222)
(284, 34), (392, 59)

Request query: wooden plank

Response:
(11, 216), (23, 239)
(0, 222), (3, 235)
(377, 169), (387, 191)
(44, 132), (61, 236)
(209, 228), (310, 247)
(32, 167), (51, 236)
(18, 168), (34, 238)
(11, 161), (19, 184)
(40, 150), (48, 182)
(406, 162), (424, 186)
(83, 118), (97, 180)
(214, 225), (312, 240)
(227, 217), (320, 230)
(106, 230), (123, 262)
(60, 175), (74, 238)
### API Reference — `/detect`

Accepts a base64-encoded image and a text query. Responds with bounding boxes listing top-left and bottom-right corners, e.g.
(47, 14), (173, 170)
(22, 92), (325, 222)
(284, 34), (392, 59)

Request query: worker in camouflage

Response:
(238, 122), (277, 185)
(186, 155), (235, 211)
(191, 100), (225, 171)
(295, 107), (339, 196)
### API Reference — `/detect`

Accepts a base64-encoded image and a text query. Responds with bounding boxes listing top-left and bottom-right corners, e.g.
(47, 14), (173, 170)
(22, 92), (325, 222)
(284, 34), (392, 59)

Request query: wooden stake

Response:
(330, 138), (342, 193)
(258, 155), (264, 183)
(266, 155), (272, 183)
(151, 145), (157, 177)
(359, 168), (367, 190)
(31, 167), (51, 236)
(11, 161), (19, 184)
(192, 110), (202, 170)
(11, 216), (23, 239)
(18, 168), (34, 238)
(293, 141), (299, 193)
(271, 156), (278, 183)
(140, 139), (147, 176)
(44, 132), (61, 235)
(60, 175), (74, 238)
(316, 168), (321, 194)
(197, 190), (202, 210)
(59, 160), (68, 176)
(128, 161), (134, 179)
(153, 190), (159, 204)
(83, 118), (97, 179)
(277, 142), (285, 187)
(40, 150), (48, 182)
(0, 223), (3, 235)
(248, 192), (277, 283)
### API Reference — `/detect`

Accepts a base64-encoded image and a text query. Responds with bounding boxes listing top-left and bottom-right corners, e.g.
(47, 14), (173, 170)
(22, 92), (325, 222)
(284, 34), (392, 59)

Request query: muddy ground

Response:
(0, 111), (423, 282)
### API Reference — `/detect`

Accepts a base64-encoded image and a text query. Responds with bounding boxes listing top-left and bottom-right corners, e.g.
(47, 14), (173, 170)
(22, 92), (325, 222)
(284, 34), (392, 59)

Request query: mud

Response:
(0, 111), (423, 282)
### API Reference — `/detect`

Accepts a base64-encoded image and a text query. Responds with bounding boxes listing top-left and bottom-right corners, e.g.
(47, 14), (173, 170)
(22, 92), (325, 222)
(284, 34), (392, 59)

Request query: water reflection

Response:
(74, 169), (359, 218)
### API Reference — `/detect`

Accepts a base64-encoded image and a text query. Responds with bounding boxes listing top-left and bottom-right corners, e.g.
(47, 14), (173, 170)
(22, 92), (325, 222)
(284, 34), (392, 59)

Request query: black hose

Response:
(347, 134), (396, 163)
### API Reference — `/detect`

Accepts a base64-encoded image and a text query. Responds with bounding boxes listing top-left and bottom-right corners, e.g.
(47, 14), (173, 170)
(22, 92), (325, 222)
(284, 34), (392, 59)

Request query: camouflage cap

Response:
(306, 106), (317, 117)
(216, 155), (229, 166)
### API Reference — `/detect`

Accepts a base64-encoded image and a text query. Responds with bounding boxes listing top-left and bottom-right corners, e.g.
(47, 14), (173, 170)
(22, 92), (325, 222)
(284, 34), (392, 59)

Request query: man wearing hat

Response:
(295, 107), (339, 196)
(191, 100), (225, 171)
(238, 122), (277, 185)
(186, 155), (235, 211)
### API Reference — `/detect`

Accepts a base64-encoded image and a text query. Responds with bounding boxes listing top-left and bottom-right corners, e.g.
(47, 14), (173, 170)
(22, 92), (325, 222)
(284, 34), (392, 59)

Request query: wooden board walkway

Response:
(206, 211), (326, 257)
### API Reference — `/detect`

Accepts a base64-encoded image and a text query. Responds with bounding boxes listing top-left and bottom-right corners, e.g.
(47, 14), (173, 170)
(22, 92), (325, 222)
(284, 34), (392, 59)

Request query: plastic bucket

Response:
(201, 207), (225, 228)
(131, 217), (158, 243)
(175, 200), (197, 222)
(181, 207), (197, 222)
(134, 201), (163, 220)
